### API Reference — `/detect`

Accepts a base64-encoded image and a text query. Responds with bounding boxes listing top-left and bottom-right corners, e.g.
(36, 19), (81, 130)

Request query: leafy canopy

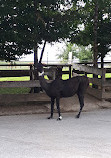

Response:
(0, 0), (78, 61)
(70, 0), (111, 59)
(57, 43), (93, 62)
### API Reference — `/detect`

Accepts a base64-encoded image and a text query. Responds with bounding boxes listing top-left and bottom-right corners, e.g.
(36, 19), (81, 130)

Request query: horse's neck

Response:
(39, 76), (49, 92)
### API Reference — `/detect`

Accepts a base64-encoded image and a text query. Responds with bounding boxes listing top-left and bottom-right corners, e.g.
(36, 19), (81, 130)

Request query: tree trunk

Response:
(33, 0), (40, 93)
(34, 44), (38, 79)
(39, 40), (46, 63)
(93, 0), (99, 89)
(93, 0), (98, 68)
(34, 0), (38, 74)
(101, 56), (104, 68)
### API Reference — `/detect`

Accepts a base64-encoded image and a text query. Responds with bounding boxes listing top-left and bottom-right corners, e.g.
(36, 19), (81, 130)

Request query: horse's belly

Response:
(61, 89), (77, 97)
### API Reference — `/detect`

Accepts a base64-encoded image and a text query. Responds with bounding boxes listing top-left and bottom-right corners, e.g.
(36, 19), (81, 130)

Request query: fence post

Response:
(30, 65), (33, 81)
(84, 63), (87, 76)
(101, 68), (106, 99)
(92, 73), (98, 89)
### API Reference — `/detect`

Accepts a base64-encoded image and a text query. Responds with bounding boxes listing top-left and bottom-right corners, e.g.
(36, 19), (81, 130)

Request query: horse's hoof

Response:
(57, 116), (62, 121)
(76, 115), (80, 118)
(47, 116), (53, 119)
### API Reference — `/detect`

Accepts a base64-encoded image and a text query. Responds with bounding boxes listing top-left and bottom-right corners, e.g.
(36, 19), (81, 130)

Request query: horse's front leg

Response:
(48, 98), (55, 119)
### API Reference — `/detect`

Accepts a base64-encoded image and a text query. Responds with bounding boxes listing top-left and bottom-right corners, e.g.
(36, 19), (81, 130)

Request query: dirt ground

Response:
(0, 93), (111, 116)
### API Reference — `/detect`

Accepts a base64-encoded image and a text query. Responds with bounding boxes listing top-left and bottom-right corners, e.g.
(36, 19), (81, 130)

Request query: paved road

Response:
(0, 109), (111, 158)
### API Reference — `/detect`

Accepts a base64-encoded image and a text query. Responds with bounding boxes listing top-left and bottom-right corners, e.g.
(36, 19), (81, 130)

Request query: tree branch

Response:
(39, 40), (47, 63)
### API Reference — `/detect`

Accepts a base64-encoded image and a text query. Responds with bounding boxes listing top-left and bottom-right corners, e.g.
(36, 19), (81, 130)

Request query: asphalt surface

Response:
(0, 109), (111, 158)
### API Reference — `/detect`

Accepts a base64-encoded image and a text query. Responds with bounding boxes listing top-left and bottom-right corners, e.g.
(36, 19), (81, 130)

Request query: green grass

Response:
(0, 74), (69, 94)
(0, 72), (111, 94)
(0, 76), (30, 94)
(0, 76), (30, 81)
(62, 74), (69, 80)
(0, 87), (30, 94)
(0, 62), (110, 94)
(106, 73), (111, 78)
(87, 73), (111, 78)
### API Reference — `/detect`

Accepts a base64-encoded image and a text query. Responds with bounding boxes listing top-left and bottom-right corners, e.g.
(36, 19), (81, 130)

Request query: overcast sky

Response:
(19, 42), (111, 63)
(19, 42), (65, 63)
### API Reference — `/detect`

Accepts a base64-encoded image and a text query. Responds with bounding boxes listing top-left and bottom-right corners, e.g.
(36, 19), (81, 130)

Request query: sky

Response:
(19, 42), (65, 63)
(19, 42), (111, 63)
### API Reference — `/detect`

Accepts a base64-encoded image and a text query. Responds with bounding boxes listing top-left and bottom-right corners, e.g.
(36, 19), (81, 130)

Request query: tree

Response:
(0, 0), (34, 61)
(93, 0), (98, 67)
(70, 0), (111, 66)
(0, 0), (78, 62)
(57, 43), (93, 62)
(78, 45), (93, 62)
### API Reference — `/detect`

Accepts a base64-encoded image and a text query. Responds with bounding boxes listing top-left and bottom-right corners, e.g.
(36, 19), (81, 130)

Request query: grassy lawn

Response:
(0, 87), (30, 94)
(0, 76), (30, 81)
(0, 76), (30, 94)
(0, 73), (70, 94)
(0, 70), (111, 94)
(106, 73), (111, 78)
(87, 73), (111, 78)
(0, 75), (69, 94)
(0, 62), (110, 94)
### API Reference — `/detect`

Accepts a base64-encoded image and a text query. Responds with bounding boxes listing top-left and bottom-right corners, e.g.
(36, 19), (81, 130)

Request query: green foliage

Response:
(70, 0), (111, 59)
(57, 43), (78, 61)
(77, 46), (93, 62)
(1, 0), (110, 62)
(57, 43), (93, 62)
(0, 0), (78, 61)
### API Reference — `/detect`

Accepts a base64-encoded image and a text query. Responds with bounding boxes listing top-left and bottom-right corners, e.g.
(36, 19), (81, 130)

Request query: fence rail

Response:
(0, 93), (50, 103)
(73, 63), (111, 100)
(0, 80), (40, 88)
(0, 70), (32, 77)
(1, 63), (110, 102)
(0, 63), (71, 103)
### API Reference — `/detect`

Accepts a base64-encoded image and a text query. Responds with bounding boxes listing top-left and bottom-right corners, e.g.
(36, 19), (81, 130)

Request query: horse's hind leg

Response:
(56, 97), (62, 120)
(76, 93), (84, 118)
